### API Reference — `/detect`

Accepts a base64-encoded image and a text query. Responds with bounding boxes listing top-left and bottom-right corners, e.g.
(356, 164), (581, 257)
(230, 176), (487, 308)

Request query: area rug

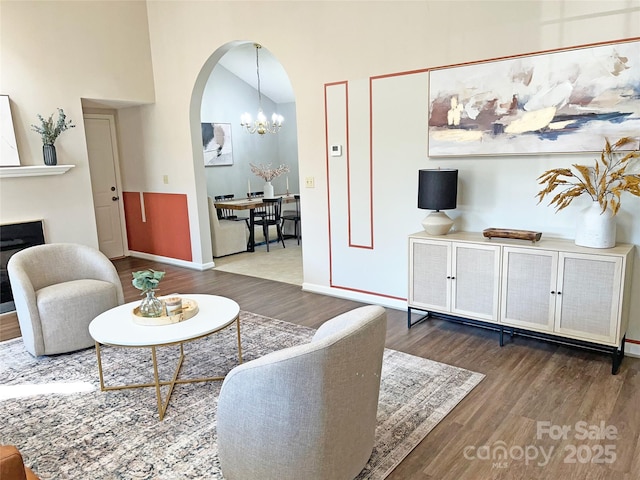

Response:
(0, 311), (483, 479)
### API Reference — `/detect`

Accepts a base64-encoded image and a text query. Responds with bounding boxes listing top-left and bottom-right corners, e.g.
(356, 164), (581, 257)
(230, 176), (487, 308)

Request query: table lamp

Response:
(418, 168), (458, 235)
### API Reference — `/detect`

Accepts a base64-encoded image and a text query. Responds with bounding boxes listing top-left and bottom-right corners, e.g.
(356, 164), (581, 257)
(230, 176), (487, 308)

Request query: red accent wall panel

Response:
(122, 191), (192, 261)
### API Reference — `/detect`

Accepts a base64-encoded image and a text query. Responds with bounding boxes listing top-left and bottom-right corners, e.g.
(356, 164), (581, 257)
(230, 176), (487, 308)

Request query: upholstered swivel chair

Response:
(217, 305), (387, 480)
(7, 243), (125, 357)
(253, 197), (285, 252)
(208, 197), (248, 257)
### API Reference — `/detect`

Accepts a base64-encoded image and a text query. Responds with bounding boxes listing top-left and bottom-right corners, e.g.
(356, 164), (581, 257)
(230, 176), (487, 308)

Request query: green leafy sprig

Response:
(30, 108), (76, 145)
(132, 269), (165, 293)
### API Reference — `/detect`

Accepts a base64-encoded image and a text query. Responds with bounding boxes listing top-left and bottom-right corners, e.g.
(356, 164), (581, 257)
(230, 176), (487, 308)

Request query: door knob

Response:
(112, 196), (120, 201)
(111, 186), (116, 191)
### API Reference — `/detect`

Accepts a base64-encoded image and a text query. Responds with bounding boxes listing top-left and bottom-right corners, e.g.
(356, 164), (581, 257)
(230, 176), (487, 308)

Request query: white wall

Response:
(137, 0), (640, 341)
(3, 1), (640, 347)
(0, 0), (154, 246)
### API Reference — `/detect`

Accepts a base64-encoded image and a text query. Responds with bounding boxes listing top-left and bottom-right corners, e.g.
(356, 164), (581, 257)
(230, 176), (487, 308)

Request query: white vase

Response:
(264, 181), (275, 198)
(575, 201), (616, 249)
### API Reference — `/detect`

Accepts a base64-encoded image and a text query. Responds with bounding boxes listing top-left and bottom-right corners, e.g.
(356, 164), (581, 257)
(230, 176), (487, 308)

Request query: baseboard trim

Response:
(128, 251), (214, 271)
(625, 342), (640, 358)
(301, 283), (406, 311)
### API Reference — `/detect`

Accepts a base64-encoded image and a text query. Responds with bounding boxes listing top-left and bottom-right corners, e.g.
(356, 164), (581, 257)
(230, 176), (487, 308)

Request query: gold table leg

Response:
(92, 314), (242, 420)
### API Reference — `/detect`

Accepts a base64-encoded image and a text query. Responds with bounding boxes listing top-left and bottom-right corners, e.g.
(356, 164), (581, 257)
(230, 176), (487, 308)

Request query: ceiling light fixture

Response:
(240, 44), (283, 135)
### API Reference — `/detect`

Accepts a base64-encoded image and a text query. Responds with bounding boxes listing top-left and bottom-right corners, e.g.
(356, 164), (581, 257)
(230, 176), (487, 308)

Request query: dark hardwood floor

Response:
(4, 256), (640, 479)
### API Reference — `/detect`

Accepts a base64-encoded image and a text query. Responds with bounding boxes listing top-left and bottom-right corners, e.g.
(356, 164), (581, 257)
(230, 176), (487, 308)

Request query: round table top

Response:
(89, 294), (240, 347)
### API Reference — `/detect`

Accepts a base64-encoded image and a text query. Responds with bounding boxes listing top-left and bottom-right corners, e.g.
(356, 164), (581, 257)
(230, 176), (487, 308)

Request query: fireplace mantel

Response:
(0, 165), (75, 178)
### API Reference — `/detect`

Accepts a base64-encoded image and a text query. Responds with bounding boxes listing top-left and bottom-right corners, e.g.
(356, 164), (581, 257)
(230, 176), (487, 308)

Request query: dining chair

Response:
(281, 194), (301, 245)
(249, 191), (267, 220)
(254, 198), (285, 252)
(214, 194), (238, 220)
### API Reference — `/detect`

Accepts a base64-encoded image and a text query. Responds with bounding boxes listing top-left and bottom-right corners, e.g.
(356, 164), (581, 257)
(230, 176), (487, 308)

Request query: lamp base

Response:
(422, 211), (454, 235)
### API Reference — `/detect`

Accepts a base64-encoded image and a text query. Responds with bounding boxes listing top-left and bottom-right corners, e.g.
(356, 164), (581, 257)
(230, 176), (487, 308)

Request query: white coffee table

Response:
(89, 294), (242, 420)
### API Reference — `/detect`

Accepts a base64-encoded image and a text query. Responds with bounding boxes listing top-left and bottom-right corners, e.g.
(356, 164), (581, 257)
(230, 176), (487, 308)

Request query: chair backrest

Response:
(258, 197), (282, 224)
(217, 305), (387, 480)
(7, 243), (124, 300)
(214, 194), (237, 219)
(283, 194), (301, 219)
(208, 197), (222, 228)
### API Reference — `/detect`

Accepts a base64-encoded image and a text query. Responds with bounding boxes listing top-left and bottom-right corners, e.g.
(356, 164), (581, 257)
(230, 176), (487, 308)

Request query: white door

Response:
(84, 114), (127, 259)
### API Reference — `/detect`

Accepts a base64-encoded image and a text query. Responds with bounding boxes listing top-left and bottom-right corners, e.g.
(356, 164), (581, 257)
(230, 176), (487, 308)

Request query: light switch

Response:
(163, 175), (169, 184)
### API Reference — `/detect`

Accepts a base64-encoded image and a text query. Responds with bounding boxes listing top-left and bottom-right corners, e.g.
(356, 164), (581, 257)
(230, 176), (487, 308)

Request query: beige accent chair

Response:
(7, 243), (124, 357)
(217, 305), (387, 480)
(208, 197), (248, 257)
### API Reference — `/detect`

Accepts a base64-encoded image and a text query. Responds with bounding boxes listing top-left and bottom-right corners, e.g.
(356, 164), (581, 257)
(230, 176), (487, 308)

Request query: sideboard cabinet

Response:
(408, 231), (635, 373)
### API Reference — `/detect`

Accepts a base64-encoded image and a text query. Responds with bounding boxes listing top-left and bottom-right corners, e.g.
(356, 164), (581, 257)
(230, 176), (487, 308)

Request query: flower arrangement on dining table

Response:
(536, 136), (640, 215)
(250, 162), (290, 182)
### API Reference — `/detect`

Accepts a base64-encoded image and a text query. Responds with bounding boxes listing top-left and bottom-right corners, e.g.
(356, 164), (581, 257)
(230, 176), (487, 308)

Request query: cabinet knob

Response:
(551, 291), (555, 294)
(446, 276), (451, 279)
(557, 292), (561, 295)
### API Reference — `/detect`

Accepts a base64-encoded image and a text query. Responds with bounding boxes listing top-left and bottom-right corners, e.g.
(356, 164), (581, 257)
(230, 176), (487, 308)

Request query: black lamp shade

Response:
(418, 169), (458, 211)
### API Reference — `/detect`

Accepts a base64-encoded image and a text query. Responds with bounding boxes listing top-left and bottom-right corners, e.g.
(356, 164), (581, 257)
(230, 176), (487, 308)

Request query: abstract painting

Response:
(428, 40), (640, 157)
(202, 122), (233, 166)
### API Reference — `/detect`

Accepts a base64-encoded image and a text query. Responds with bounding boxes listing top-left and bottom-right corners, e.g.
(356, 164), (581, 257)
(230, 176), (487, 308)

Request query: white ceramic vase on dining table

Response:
(264, 181), (275, 198)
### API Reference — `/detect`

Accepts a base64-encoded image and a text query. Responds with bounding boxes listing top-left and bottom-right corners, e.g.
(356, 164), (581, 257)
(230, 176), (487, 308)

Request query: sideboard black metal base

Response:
(407, 307), (626, 375)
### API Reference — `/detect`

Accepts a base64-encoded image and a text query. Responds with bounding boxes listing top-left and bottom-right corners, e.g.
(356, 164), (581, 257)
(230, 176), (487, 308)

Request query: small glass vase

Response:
(139, 290), (163, 317)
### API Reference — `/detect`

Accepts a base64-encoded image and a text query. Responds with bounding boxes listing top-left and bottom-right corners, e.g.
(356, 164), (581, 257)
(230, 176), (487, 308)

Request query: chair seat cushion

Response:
(36, 279), (119, 354)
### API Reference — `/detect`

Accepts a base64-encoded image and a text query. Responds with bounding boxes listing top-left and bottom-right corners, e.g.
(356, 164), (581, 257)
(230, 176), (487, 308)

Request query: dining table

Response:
(213, 194), (298, 252)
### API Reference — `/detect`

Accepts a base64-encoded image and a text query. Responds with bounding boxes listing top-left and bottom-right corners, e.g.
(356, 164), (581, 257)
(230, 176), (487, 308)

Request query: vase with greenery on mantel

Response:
(132, 269), (165, 317)
(536, 136), (640, 248)
(249, 162), (289, 198)
(30, 108), (75, 166)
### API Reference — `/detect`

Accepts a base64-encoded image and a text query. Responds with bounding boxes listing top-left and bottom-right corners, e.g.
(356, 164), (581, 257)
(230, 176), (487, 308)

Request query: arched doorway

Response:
(189, 42), (302, 285)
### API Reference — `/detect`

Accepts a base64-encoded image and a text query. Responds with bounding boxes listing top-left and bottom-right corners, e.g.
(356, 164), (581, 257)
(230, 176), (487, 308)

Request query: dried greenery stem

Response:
(30, 108), (76, 145)
(250, 162), (289, 182)
(536, 137), (640, 215)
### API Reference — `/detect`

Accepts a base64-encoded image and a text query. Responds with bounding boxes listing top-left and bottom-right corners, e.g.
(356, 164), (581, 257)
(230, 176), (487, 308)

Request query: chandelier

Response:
(240, 44), (284, 135)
